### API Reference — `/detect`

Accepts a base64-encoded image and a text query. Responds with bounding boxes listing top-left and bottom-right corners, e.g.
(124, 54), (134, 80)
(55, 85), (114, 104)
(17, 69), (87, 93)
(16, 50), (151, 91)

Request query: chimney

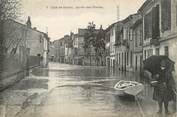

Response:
(26, 16), (31, 28)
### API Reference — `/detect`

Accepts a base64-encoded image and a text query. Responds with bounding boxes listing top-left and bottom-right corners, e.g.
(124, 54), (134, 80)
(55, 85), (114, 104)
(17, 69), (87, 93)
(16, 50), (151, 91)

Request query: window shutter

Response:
(161, 0), (171, 32)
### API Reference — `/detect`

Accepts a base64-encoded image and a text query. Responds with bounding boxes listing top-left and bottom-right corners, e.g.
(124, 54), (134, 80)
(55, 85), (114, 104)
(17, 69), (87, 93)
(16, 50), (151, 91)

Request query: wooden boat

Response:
(114, 80), (144, 96)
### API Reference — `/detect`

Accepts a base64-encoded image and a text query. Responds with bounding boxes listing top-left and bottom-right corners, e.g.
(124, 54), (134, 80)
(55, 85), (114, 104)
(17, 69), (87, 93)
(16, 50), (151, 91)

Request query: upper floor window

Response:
(139, 30), (143, 46)
(152, 5), (160, 39)
(110, 28), (114, 36)
(144, 11), (152, 40)
(161, 0), (171, 32)
(135, 31), (138, 47)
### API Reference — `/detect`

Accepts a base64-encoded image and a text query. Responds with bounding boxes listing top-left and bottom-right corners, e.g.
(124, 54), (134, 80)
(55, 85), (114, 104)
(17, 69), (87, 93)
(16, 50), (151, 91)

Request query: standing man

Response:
(152, 60), (176, 114)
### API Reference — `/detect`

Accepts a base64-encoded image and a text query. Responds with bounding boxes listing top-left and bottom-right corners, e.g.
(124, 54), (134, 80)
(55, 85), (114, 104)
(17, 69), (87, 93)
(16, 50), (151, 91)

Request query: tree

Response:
(0, 0), (22, 46)
(94, 25), (105, 66)
(0, 0), (22, 20)
(84, 22), (105, 66)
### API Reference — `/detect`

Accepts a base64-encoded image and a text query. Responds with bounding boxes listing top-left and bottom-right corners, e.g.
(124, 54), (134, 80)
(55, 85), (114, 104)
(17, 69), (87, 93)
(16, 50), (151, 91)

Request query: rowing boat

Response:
(114, 80), (144, 96)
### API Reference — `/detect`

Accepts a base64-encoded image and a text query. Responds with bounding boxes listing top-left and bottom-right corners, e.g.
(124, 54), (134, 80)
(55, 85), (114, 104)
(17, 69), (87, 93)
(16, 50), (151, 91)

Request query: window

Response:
(129, 29), (132, 41)
(130, 51), (133, 67)
(144, 50), (147, 59)
(127, 52), (129, 65)
(144, 11), (152, 39)
(152, 5), (160, 39)
(111, 28), (114, 36)
(135, 31), (138, 47)
(161, 0), (171, 32)
(164, 46), (169, 56)
(119, 53), (121, 65)
(135, 56), (138, 70)
(155, 48), (160, 56)
(139, 30), (143, 46)
(148, 49), (153, 57)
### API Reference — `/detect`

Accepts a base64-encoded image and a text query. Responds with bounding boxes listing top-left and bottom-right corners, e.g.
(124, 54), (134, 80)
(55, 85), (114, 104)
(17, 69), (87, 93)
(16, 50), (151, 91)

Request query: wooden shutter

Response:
(161, 0), (171, 32)
(144, 11), (152, 39)
(152, 5), (160, 39)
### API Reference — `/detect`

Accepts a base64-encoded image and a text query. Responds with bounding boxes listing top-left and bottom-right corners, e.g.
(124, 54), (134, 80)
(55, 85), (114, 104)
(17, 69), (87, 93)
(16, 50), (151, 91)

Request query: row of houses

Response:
(50, 0), (177, 74)
(50, 27), (105, 66)
(107, 0), (177, 74)
(107, 0), (177, 72)
(1, 16), (50, 79)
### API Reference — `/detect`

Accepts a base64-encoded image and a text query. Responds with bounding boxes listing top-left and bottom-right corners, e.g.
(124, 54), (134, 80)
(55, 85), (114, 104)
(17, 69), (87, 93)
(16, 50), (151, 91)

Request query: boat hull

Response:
(114, 80), (144, 96)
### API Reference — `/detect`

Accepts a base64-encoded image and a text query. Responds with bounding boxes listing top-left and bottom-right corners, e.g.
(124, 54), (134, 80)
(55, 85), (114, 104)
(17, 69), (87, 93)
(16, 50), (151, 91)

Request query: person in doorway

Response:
(152, 60), (176, 114)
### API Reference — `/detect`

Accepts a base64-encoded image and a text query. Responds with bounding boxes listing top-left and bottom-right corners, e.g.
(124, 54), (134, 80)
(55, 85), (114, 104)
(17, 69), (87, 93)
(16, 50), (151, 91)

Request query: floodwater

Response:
(0, 62), (175, 117)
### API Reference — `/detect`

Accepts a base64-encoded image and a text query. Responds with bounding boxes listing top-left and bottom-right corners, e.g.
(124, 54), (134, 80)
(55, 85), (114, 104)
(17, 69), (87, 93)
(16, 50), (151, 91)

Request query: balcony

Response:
(150, 39), (160, 46)
(122, 40), (129, 48)
(114, 41), (121, 46)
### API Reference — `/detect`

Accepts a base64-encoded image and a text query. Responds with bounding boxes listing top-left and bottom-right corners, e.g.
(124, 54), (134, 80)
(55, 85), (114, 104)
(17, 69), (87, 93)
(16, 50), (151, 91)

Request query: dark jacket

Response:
(152, 69), (176, 102)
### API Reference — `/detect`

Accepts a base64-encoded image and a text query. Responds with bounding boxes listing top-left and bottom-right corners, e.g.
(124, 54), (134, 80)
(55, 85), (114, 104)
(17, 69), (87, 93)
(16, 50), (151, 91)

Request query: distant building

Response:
(115, 14), (141, 71)
(59, 38), (65, 63)
(105, 28), (110, 67)
(48, 41), (55, 61)
(72, 34), (79, 64)
(131, 17), (143, 73)
(64, 35), (71, 63)
(52, 38), (65, 63)
(25, 17), (50, 67)
(106, 21), (123, 68)
(76, 29), (87, 65)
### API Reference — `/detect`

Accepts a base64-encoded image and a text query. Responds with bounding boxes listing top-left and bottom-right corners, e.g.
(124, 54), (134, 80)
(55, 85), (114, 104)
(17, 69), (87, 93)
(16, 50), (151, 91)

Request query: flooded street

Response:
(1, 62), (175, 117)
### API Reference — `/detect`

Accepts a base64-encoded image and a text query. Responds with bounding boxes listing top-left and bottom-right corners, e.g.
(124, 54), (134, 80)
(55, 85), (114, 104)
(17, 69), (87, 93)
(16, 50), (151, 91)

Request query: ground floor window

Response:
(119, 53), (121, 65)
(135, 55), (138, 70)
(130, 51), (133, 67)
(144, 50), (147, 59)
(127, 52), (129, 66)
(155, 48), (159, 56)
(164, 46), (169, 56)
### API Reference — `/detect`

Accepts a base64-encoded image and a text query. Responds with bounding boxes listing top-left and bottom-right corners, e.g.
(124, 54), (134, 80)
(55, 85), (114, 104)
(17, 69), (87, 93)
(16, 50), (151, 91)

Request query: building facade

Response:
(105, 22), (118, 67)
(139, 0), (177, 71)
(131, 18), (143, 73)
(115, 14), (141, 71)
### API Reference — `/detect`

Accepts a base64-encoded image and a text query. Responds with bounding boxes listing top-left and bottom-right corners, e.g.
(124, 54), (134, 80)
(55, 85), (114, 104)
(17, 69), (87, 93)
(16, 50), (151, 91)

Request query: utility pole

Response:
(117, 6), (120, 22)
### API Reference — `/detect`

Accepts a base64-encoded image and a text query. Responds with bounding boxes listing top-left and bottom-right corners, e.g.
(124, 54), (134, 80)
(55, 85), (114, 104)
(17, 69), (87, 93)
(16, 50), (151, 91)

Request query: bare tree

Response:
(0, 0), (22, 20)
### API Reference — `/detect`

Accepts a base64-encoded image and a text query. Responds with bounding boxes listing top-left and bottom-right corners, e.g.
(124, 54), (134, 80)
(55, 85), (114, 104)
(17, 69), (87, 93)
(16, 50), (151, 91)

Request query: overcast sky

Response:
(20, 0), (145, 41)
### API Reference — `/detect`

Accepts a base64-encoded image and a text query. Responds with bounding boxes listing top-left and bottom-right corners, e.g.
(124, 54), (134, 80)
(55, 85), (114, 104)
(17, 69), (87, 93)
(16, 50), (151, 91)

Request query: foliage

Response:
(84, 22), (106, 63)
(0, 0), (22, 20)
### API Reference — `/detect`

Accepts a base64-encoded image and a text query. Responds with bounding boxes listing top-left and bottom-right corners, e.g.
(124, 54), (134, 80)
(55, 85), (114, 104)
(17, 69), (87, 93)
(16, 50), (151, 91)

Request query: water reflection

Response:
(2, 63), (147, 117)
(25, 63), (143, 117)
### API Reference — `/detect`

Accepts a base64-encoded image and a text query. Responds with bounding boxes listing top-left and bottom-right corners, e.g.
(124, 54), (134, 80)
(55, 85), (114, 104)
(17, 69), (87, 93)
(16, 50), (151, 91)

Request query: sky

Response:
(20, 0), (145, 41)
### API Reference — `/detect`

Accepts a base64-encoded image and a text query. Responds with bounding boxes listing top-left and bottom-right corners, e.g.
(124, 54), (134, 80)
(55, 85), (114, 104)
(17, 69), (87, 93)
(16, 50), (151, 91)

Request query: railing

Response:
(150, 39), (160, 46)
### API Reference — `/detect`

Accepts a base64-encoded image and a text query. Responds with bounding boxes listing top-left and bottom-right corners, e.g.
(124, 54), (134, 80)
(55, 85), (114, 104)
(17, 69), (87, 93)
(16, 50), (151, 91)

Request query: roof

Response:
(122, 13), (140, 24)
(5, 19), (47, 35)
(106, 21), (122, 32)
(138, 0), (152, 13)
(78, 28), (100, 36)
(78, 28), (88, 36)
(131, 18), (142, 29)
